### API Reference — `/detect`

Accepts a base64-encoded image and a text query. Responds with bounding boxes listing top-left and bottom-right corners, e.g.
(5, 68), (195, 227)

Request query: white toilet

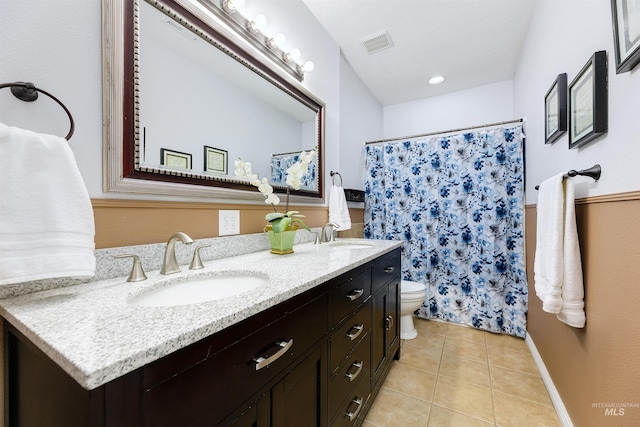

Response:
(400, 280), (427, 340)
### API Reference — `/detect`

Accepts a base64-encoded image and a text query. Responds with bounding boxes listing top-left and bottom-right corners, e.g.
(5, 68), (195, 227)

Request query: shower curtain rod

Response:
(363, 118), (524, 145)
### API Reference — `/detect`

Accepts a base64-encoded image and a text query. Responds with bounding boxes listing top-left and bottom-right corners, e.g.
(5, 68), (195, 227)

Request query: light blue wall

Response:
(383, 80), (515, 140)
(3, 0), (635, 204)
(339, 54), (383, 190)
(0, 0), (342, 203)
(514, 0), (640, 203)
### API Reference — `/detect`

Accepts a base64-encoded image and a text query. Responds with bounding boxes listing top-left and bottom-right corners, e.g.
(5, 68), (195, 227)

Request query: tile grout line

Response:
(434, 325), (498, 426)
(483, 331), (499, 426)
(424, 323), (448, 426)
(377, 320), (560, 426)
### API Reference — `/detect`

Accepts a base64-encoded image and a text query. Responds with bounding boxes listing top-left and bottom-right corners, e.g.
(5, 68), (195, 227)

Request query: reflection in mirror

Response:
(103, 0), (324, 200)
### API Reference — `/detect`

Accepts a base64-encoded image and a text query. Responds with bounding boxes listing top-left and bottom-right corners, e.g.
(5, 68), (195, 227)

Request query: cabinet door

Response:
(371, 286), (388, 385)
(228, 397), (270, 427)
(371, 279), (400, 388)
(386, 279), (400, 360)
(271, 343), (327, 427)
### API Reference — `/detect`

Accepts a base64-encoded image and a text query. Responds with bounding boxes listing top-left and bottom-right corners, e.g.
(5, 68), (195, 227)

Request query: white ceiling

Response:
(302, 0), (538, 106)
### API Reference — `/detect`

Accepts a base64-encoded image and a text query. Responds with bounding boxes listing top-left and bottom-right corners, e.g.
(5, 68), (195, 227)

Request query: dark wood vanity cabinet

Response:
(371, 249), (401, 389)
(225, 341), (327, 427)
(4, 247), (401, 427)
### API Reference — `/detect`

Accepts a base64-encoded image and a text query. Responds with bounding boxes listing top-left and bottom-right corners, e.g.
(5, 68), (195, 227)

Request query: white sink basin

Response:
(129, 272), (268, 307)
(328, 241), (374, 249)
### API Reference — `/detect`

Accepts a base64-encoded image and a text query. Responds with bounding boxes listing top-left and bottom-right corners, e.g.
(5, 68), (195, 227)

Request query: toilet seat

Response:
(401, 280), (426, 295)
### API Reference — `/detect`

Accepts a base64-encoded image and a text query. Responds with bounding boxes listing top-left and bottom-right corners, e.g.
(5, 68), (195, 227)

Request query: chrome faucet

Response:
(320, 222), (339, 243)
(160, 232), (194, 275)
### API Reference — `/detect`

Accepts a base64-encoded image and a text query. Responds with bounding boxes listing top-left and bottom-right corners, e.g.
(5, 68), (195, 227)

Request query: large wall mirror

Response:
(103, 0), (324, 200)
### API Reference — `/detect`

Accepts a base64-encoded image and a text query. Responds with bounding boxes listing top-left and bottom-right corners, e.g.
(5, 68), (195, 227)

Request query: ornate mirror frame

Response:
(102, 0), (325, 201)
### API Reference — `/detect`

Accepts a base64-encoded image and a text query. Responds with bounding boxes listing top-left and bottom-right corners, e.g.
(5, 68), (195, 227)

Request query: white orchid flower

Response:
(236, 152), (315, 231)
(234, 158), (260, 184)
(264, 193), (281, 205)
(299, 150), (315, 165)
(258, 178), (274, 196)
(286, 162), (305, 189)
(234, 159), (247, 178)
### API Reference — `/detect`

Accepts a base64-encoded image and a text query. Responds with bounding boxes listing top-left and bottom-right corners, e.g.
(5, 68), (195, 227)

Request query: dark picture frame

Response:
(203, 146), (228, 174)
(544, 73), (567, 144)
(611, 0), (640, 73)
(160, 148), (192, 170)
(569, 51), (608, 149)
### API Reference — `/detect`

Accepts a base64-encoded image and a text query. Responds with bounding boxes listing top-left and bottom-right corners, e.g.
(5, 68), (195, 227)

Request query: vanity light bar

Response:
(197, 0), (308, 82)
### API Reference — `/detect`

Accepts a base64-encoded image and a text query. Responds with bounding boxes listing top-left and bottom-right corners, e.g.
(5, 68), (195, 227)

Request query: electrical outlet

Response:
(219, 210), (240, 236)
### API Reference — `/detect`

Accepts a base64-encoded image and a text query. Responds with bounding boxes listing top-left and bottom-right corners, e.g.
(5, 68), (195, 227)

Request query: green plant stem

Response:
(285, 187), (290, 213)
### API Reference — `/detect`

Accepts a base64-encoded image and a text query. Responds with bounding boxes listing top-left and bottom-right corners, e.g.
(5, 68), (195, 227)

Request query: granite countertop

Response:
(0, 238), (401, 390)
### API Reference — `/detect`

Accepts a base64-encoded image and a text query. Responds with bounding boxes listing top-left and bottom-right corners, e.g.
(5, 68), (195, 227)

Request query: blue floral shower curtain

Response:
(364, 125), (527, 337)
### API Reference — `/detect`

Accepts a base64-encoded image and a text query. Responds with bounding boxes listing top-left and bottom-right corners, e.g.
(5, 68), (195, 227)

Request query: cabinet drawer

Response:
(329, 267), (371, 327)
(372, 248), (400, 292)
(330, 300), (371, 372)
(330, 369), (371, 427)
(329, 333), (371, 417)
(142, 293), (328, 427)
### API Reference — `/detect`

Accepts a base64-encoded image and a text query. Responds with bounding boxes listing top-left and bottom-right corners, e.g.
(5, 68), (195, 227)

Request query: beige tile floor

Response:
(364, 318), (561, 427)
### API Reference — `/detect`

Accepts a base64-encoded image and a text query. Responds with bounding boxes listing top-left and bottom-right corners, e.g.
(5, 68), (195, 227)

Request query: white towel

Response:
(556, 179), (585, 327)
(533, 173), (585, 328)
(328, 185), (351, 231)
(0, 122), (96, 286)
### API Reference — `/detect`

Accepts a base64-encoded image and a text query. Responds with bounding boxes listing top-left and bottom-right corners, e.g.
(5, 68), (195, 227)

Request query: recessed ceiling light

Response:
(429, 75), (446, 85)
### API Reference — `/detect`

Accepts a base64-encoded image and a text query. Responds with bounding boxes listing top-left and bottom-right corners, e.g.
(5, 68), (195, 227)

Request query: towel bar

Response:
(535, 164), (601, 190)
(0, 81), (75, 140)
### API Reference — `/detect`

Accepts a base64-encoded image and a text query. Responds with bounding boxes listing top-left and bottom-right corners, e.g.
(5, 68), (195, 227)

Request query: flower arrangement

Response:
(234, 150), (316, 233)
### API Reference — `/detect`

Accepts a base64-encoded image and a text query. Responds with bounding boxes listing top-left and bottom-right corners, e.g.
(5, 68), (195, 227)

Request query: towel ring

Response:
(0, 81), (75, 140)
(330, 171), (343, 186)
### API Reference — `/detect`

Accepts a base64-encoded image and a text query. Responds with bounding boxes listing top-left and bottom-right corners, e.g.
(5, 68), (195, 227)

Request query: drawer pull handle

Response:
(345, 361), (363, 382)
(385, 315), (394, 331)
(346, 288), (364, 301)
(346, 324), (364, 341)
(346, 397), (364, 421)
(383, 266), (395, 273)
(253, 339), (294, 371)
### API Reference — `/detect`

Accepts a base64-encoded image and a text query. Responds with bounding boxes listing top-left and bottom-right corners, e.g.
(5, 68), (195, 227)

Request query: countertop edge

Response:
(2, 239), (403, 389)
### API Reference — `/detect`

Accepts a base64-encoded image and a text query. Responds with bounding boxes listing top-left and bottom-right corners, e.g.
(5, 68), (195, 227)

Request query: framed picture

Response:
(544, 73), (567, 144)
(270, 149), (318, 191)
(160, 148), (192, 170)
(611, 0), (640, 73)
(204, 146), (228, 174)
(569, 51), (608, 149)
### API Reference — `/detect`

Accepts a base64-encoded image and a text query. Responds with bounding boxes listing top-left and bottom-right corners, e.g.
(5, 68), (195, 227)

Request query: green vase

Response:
(265, 225), (298, 255)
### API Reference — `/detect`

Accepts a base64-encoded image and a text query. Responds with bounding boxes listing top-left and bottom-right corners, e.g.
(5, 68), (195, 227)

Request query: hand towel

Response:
(329, 185), (351, 231)
(533, 173), (585, 328)
(533, 173), (565, 312)
(556, 179), (585, 328)
(0, 122), (96, 286)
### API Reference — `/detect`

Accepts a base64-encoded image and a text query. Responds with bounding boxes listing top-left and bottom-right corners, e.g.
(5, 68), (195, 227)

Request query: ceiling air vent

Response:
(361, 30), (394, 54)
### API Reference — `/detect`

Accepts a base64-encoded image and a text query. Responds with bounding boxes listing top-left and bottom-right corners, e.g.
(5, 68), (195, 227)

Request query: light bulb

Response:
(247, 14), (267, 34)
(428, 75), (446, 85)
(297, 61), (315, 74)
(223, 0), (245, 13)
(253, 14), (267, 31)
(267, 33), (286, 49)
(285, 48), (301, 63)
